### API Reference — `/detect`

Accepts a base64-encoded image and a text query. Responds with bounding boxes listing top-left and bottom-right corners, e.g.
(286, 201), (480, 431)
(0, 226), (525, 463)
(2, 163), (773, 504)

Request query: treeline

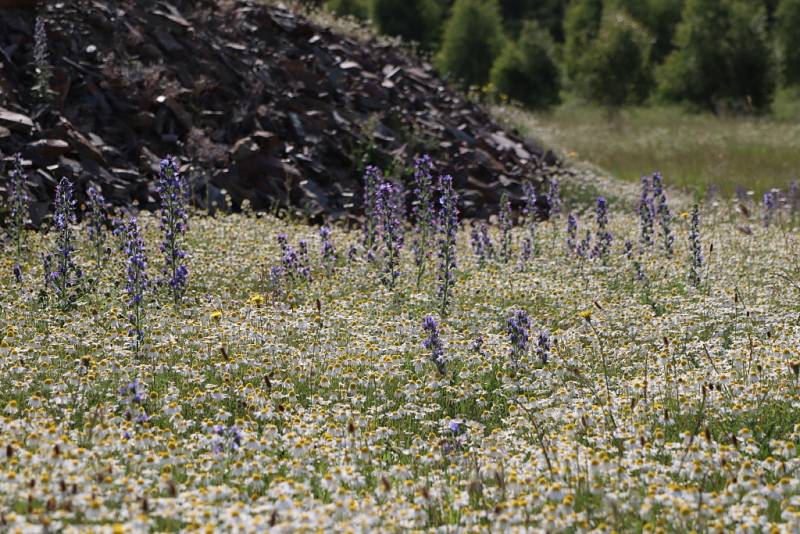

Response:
(310, 0), (800, 114)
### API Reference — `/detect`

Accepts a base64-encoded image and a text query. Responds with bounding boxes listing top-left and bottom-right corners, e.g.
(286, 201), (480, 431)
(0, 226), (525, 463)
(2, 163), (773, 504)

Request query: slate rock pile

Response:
(0, 0), (561, 224)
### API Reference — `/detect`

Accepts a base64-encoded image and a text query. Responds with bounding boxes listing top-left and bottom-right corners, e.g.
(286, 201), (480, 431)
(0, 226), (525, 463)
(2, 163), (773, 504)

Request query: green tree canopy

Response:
(658, 0), (776, 113)
(435, 0), (505, 87)
(490, 20), (561, 109)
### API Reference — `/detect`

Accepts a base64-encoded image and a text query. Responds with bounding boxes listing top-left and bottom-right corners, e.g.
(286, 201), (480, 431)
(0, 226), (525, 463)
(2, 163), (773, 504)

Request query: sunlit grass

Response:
(498, 98), (800, 198)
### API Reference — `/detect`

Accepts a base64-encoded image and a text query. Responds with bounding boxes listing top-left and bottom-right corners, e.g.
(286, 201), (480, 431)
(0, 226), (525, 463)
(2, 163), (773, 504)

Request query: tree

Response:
(609, 0), (683, 63)
(370, 0), (444, 49)
(435, 0), (505, 87)
(499, 0), (566, 41)
(563, 0), (604, 85)
(490, 20), (561, 109)
(658, 0), (776, 113)
(573, 12), (653, 109)
(776, 0), (800, 85)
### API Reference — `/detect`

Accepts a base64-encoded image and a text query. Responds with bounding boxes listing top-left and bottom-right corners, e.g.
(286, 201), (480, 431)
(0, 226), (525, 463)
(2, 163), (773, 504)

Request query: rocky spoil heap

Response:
(0, 0), (560, 224)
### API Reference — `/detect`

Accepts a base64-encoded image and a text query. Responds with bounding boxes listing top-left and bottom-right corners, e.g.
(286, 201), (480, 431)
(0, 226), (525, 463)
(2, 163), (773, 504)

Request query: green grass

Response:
(498, 96), (800, 198)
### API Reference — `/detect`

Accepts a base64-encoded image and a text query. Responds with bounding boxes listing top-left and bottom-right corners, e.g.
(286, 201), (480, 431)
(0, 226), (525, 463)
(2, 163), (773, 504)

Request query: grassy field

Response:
(498, 96), (800, 199)
(2, 174), (800, 531)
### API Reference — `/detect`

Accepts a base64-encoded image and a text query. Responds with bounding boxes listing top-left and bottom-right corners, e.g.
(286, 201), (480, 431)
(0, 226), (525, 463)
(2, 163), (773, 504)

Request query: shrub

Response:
(370, 0), (443, 49)
(776, 0), (800, 85)
(499, 0), (566, 41)
(573, 12), (653, 108)
(435, 0), (505, 88)
(325, 0), (369, 20)
(490, 20), (561, 109)
(609, 0), (683, 63)
(563, 0), (604, 84)
(658, 0), (776, 113)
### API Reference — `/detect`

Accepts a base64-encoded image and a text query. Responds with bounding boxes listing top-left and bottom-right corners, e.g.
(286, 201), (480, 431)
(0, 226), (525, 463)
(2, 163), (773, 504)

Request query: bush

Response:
(435, 0), (505, 88)
(490, 21), (561, 109)
(499, 0), (566, 41)
(370, 0), (443, 49)
(609, 0), (683, 63)
(325, 0), (369, 20)
(776, 0), (800, 85)
(572, 12), (653, 108)
(562, 0), (604, 84)
(658, 0), (776, 113)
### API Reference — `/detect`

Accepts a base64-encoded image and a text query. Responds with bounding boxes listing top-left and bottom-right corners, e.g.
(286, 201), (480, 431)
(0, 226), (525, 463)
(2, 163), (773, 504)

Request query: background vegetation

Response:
(310, 0), (800, 116)
(301, 0), (800, 197)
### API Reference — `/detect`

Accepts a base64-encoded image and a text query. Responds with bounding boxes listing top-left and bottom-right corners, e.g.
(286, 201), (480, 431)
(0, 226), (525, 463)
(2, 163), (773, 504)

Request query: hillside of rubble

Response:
(0, 0), (564, 225)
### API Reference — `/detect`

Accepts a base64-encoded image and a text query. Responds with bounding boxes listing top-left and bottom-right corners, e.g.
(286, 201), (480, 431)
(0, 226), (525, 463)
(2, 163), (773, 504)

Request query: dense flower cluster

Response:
(0, 170), (798, 532)
(507, 309), (531, 369)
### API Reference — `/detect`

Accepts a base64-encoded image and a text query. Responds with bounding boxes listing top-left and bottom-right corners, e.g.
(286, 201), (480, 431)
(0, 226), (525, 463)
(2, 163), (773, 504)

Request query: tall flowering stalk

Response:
(32, 17), (52, 102)
(592, 196), (612, 261)
(157, 156), (189, 304)
(521, 182), (538, 264)
(652, 174), (674, 257)
(375, 181), (404, 287)
(86, 186), (108, 266)
(688, 204), (703, 287)
(547, 178), (561, 219)
(762, 191), (776, 227)
(437, 175), (458, 315)
(422, 316), (445, 376)
(298, 239), (312, 281)
(789, 181), (799, 217)
(411, 155), (437, 286)
(124, 217), (148, 354)
(507, 309), (530, 370)
(7, 153), (28, 273)
(536, 328), (551, 365)
(577, 230), (591, 259)
(499, 192), (513, 263)
(566, 213), (577, 253)
(470, 222), (495, 267)
(639, 175), (654, 248)
(362, 165), (382, 258)
(277, 233), (309, 282)
(45, 177), (82, 308)
(319, 225), (337, 272)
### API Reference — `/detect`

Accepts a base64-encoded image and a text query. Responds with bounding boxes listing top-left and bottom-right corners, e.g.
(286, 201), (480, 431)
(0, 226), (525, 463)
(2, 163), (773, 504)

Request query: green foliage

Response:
(776, 0), (800, 85)
(563, 0), (604, 84)
(490, 21), (561, 109)
(658, 0), (776, 113)
(325, 0), (369, 20)
(609, 0), (683, 63)
(573, 12), (653, 108)
(370, 0), (444, 48)
(499, 0), (566, 41)
(435, 0), (505, 87)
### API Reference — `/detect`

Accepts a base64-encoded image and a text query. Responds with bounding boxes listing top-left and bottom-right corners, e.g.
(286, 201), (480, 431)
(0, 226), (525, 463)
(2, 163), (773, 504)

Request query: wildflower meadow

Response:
(2, 156), (800, 533)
